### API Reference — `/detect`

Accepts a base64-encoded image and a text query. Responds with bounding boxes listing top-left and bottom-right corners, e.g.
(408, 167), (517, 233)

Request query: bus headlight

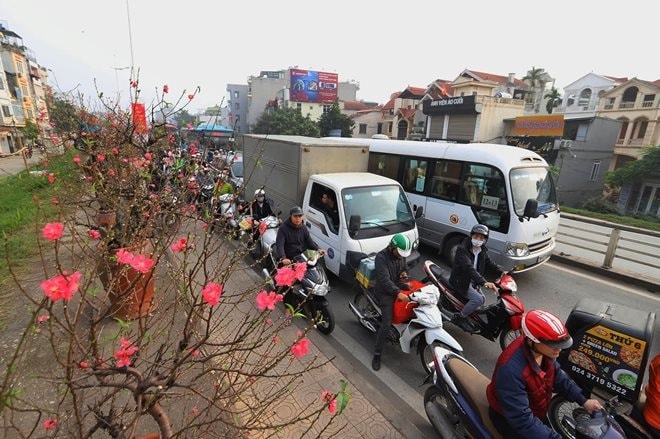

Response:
(506, 242), (529, 257)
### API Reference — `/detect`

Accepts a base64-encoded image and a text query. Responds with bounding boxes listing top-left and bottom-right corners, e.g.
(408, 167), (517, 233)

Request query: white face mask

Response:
(471, 239), (484, 247)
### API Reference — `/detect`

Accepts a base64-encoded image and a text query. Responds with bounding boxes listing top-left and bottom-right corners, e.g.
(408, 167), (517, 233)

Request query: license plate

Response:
(537, 253), (551, 264)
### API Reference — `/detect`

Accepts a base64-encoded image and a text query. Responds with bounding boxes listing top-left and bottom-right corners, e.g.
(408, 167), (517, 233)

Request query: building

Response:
(351, 106), (384, 138)
(555, 73), (626, 118)
(226, 83), (248, 134)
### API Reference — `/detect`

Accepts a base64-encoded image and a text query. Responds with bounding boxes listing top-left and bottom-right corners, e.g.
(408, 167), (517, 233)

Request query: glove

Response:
(400, 282), (411, 291)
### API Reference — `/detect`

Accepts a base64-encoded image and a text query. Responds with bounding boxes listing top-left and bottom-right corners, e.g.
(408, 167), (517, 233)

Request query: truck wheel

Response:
(424, 385), (462, 438)
(442, 236), (463, 266)
(547, 395), (578, 439)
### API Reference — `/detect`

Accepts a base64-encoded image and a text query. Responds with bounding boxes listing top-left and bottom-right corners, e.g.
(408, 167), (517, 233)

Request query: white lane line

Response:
(331, 324), (427, 420)
(546, 261), (660, 302)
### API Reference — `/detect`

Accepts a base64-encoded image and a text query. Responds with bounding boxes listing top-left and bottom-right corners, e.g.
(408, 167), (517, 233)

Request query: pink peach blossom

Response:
(88, 229), (101, 240)
(201, 282), (223, 307)
(40, 271), (82, 302)
(116, 249), (134, 265)
(79, 361), (90, 369)
(48, 173), (55, 184)
(170, 237), (188, 252)
(163, 84), (169, 94)
(97, 154), (105, 162)
(73, 155), (81, 164)
(144, 152), (152, 161)
(259, 220), (267, 235)
(274, 266), (297, 287)
(291, 338), (310, 358)
(42, 222), (64, 240)
(255, 290), (283, 311)
(129, 254), (155, 273)
(112, 147), (119, 155)
(293, 262), (307, 281)
(187, 94), (194, 100)
(43, 418), (58, 430)
(36, 314), (49, 323)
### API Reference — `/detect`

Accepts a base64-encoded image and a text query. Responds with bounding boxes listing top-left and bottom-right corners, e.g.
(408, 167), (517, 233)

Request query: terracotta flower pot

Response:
(99, 240), (156, 320)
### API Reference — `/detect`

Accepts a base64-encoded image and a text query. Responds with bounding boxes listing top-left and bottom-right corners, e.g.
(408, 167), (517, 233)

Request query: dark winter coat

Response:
(275, 218), (319, 260)
(449, 237), (504, 296)
(374, 247), (407, 299)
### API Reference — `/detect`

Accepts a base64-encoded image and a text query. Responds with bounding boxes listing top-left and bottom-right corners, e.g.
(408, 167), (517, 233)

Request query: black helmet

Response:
(471, 224), (489, 239)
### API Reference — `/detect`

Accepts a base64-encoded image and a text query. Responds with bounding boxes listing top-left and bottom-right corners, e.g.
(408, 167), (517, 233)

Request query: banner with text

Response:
(512, 114), (564, 137)
(289, 69), (338, 103)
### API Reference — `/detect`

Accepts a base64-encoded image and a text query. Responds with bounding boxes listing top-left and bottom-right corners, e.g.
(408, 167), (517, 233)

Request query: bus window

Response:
(368, 153), (400, 180)
(462, 163), (509, 233)
(402, 159), (428, 193)
(430, 160), (461, 201)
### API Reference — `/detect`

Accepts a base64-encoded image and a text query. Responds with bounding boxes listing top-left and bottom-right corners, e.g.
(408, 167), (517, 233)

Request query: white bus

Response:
(327, 137), (559, 272)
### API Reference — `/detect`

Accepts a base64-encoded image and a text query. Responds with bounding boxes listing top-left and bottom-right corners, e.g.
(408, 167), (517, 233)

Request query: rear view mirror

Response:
(522, 198), (539, 220)
(415, 205), (424, 219)
(348, 215), (361, 238)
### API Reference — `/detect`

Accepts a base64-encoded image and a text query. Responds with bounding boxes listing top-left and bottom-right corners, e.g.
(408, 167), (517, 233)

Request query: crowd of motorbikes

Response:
(163, 148), (655, 439)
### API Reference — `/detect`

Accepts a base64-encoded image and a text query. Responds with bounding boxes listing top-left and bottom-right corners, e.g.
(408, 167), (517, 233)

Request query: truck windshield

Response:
(342, 185), (414, 230)
(510, 167), (558, 216)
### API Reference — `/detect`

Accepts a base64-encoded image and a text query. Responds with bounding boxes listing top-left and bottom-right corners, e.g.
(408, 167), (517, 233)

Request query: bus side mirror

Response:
(521, 198), (540, 221)
(348, 215), (361, 238)
(414, 205), (424, 219)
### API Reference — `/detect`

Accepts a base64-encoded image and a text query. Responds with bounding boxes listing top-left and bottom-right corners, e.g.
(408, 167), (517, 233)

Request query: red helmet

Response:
(521, 310), (573, 349)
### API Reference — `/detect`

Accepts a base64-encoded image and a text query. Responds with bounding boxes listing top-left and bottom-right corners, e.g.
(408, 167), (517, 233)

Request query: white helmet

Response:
(254, 189), (265, 197)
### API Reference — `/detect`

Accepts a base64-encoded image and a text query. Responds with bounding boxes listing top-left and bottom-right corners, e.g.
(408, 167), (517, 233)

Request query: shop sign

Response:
(423, 95), (476, 115)
(512, 115), (564, 137)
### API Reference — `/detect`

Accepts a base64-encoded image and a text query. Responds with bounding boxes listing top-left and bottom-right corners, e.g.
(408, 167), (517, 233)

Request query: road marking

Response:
(331, 324), (427, 420)
(546, 261), (660, 302)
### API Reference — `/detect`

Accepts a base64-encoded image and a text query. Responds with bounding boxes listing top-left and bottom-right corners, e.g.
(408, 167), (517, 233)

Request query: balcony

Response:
(642, 101), (655, 108)
(616, 138), (646, 147)
(619, 101), (635, 109)
(604, 104), (614, 110)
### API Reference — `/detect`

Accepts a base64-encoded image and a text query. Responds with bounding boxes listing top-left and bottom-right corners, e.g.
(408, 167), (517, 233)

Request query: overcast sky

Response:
(1, 0), (657, 113)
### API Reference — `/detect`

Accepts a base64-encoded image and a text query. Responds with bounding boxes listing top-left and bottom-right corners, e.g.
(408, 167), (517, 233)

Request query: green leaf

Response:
(336, 381), (350, 414)
(113, 317), (130, 331)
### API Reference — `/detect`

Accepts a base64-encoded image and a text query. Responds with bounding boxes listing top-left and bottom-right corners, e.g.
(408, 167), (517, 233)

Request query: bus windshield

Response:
(342, 185), (414, 230)
(510, 167), (558, 216)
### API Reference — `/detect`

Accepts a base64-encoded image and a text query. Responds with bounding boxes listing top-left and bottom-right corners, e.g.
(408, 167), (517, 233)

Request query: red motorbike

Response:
(423, 260), (525, 350)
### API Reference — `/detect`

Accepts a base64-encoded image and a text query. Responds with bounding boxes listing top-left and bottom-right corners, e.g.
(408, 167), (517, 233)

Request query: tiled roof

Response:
(382, 92), (401, 110)
(426, 80), (453, 98)
(604, 75), (629, 83)
(397, 108), (416, 120)
(652, 79), (660, 87)
(343, 101), (373, 111)
(403, 86), (427, 96)
(464, 70), (529, 88)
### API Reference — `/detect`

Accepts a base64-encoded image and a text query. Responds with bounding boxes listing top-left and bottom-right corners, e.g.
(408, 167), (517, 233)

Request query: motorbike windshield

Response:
(342, 185), (415, 236)
(509, 167), (558, 216)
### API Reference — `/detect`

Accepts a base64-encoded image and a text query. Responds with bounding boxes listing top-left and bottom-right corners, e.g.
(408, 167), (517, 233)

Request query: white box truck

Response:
(240, 134), (422, 282)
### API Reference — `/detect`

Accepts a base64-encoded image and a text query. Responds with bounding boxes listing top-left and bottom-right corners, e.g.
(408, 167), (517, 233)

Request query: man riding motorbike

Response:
(275, 206), (325, 266)
(371, 233), (413, 372)
(487, 309), (602, 439)
(449, 224), (505, 329)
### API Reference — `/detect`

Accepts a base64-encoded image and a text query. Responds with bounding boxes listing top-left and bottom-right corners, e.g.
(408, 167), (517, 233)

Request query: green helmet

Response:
(390, 233), (412, 257)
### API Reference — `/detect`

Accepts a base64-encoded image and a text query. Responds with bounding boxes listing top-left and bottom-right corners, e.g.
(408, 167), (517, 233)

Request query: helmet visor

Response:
(542, 335), (573, 349)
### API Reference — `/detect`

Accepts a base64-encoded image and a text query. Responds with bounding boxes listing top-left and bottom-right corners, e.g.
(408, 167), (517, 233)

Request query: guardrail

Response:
(555, 213), (660, 284)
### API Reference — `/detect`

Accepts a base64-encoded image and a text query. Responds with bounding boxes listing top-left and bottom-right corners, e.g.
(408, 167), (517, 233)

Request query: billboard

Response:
(289, 69), (338, 103)
(512, 115), (564, 137)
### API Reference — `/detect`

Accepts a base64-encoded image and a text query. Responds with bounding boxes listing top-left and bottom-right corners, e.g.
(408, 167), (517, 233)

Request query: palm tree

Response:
(523, 66), (547, 112)
(544, 87), (562, 114)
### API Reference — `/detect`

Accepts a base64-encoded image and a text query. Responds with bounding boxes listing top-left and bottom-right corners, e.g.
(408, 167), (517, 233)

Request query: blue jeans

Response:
(460, 284), (485, 317)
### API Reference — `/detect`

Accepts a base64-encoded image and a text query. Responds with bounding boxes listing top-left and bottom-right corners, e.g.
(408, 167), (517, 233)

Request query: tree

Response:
(318, 101), (354, 137)
(171, 109), (197, 128)
(523, 66), (548, 112)
(252, 107), (320, 137)
(22, 119), (40, 144)
(605, 145), (660, 187)
(544, 87), (562, 114)
(44, 90), (78, 137)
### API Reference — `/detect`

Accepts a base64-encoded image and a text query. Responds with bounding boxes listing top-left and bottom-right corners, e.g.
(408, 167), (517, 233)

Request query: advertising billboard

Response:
(512, 115), (564, 137)
(289, 69), (338, 103)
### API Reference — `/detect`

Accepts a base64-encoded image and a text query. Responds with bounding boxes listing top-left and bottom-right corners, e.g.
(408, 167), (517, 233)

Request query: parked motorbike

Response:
(425, 346), (630, 439)
(423, 260), (524, 350)
(349, 271), (463, 374)
(267, 250), (334, 335)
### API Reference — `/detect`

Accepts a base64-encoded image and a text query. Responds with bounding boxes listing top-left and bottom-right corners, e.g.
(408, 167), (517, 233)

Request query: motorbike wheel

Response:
(423, 385), (463, 439)
(547, 395), (579, 439)
(419, 340), (457, 375)
(313, 305), (335, 335)
(353, 292), (379, 332)
(498, 322), (521, 351)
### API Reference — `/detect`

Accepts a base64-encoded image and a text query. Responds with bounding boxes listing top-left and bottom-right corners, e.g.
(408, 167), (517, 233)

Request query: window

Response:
(1, 105), (10, 117)
(21, 85), (28, 96)
(234, 91), (239, 98)
(27, 108), (33, 120)
(578, 88), (592, 107)
(0, 77), (4, 90)
(377, 122), (383, 134)
(310, 183), (340, 234)
(359, 124), (367, 134)
(589, 161), (601, 182)
(296, 103), (302, 112)
(322, 104), (331, 114)
(463, 163), (510, 232)
(643, 94), (655, 107)
(16, 62), (24, 74)
(368, 153), (400, 180)
(388, 122), (393, 133)
(234, 102), (240, 111)
(402, 158), (428, 193)
(618, 121), (628, 139)
(637, 120), (648, 139)
(430, 160), (462, 201)
(576, 123), (588, 141)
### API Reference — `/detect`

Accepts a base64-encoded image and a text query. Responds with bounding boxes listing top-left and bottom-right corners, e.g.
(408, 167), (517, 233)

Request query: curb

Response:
(551, 253), (660, 294)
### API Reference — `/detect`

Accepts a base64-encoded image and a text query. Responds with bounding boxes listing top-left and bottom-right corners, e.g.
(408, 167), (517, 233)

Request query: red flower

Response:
(116, 249), (134, 265)
(36, 314), (49, 323)
(144, 152), (152, 161)
(43, 418), (58, 430)
(48, 173), (55, 184)
(255, 290), (283, 311)
(274, 266), (297, 287)
(291, 338), (310, 358)
(40, 271), (82, 302)
(79, 361), (90, 369)
(107, 169), (116, 177)
(42, 222), (64, 240)
(293, 262), (307, 281)
(187, 94), (194, 100)
(51, 197), (59, 205)
(73, 155), (81, 164)
(201, 223), (208, 231)
(33, 195), (39, 201)
(328, 398), (337, 414)
(130, 80), (138, 88)
(112, 147), (119, 155)
(87, 229), (101, 240)
(186, 123), (193, 129)
(97, 154), (105, 162)
(163, 84), (169, 94)
(114, 337), (139, 367)
(201, 282), (223, 307)
(129, 254), (155, 273)
(170, 237), (188, 252)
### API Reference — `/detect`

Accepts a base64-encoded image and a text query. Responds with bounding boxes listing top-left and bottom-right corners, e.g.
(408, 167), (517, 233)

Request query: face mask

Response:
(256, 196), (264, 202)
(471, 239), (484, 248)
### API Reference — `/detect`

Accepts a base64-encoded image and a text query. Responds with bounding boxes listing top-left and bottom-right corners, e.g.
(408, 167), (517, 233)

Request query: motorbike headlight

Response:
(312, 283), (329, 296)
(506, 242), (529, 257)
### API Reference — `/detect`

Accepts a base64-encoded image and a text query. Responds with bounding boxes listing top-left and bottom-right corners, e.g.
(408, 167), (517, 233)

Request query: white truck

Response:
(240, 134), (422, 282)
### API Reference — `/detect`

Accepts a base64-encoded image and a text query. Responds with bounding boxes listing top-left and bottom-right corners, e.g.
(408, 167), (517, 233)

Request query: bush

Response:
(580, 197), (620, 214)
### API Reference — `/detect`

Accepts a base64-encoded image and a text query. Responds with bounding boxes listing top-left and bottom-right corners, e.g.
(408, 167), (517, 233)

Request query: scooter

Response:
(349, 272), (463, 373)
(423, 260), (525, 350)
(252, 214), (281, 269)
(266, 250), (335, 335)
(424, 346), (627, 439)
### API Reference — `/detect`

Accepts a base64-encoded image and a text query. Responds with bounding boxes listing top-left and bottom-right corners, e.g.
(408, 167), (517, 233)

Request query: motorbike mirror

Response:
(348, 215), (361, 238)
(414, 205), (424, 219)
(521, 198), (540, 221)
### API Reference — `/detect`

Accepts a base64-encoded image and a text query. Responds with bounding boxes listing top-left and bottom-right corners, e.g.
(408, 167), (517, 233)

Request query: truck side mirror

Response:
(414, 205), (424, 219)
(348, 215), (361, 238)
(522, 198), (540, 221)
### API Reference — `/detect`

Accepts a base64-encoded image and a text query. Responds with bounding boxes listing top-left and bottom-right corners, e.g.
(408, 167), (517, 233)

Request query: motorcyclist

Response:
(371, 233), (413, 371)
(249, 189), (274, 221)
(487, 309), (602, 439)
(275, 206), (325, 266)
(212, 172), (234, 197)
(449, 224), (505, 329)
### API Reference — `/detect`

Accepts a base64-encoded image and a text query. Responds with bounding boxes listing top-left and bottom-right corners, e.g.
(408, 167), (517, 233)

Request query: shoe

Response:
(371, 354), (381, 371)
(452, 313), (477, 332)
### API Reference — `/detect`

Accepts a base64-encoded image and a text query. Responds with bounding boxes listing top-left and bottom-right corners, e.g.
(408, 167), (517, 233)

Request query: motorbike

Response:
(212, 193), (239, 233)
(251, 214), (281, 269)
(266, 250), (334, 335)
(423, 260), (524, 350)
(349, 268), (463, 373)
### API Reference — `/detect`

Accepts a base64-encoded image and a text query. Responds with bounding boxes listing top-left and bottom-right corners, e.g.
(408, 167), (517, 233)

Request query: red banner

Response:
(131, 103), (147, 134)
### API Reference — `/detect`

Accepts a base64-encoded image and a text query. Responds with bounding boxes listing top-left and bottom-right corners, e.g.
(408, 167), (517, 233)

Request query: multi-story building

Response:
(26, 49), (51, 141)
(378, 86), (426, 140)
(555, 73), (626, 119)
(0, 53), (14, 153)
(226, 83), (248, 134)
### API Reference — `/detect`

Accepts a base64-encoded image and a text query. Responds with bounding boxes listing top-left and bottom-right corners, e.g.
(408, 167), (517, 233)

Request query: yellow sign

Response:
(512, 115), (564, 137)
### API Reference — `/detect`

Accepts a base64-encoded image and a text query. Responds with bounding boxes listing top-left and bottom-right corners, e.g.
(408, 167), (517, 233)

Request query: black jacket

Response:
(374, 247), (407, 299)
(275, 218), (319, 260)
(250, 200), (273, 221)
(449, 237), (504, 296)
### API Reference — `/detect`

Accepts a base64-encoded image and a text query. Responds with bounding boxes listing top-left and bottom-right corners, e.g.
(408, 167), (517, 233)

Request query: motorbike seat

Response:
(446, 357), (502, 439)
